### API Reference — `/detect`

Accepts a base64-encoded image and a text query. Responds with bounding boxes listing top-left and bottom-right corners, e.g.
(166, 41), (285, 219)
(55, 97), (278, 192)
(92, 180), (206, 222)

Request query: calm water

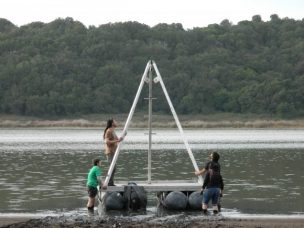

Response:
(0, 128), (304, 217)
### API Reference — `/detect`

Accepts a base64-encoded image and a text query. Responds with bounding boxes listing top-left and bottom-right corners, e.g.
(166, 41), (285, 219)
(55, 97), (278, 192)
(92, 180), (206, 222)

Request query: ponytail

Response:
(103, 119), (114, 139)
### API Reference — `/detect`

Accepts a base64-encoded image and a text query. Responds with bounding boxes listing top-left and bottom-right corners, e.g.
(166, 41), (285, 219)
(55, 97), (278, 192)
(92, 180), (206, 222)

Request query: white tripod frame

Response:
(103, 60), (203, 187)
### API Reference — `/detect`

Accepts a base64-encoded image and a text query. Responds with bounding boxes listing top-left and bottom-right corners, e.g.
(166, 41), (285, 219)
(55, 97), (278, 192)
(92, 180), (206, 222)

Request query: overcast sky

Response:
(1, 0), (303, 29)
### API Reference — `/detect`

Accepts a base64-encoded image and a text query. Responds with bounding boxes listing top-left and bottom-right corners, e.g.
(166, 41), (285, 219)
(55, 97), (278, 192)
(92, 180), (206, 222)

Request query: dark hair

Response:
(93, 158), (100, 166)
(103, 119), (114, 139)
(212, 152), (220, 162)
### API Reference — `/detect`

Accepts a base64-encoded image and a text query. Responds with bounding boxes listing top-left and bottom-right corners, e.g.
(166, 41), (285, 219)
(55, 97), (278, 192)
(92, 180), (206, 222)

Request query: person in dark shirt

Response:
(202, 162), (224, 214)
(195, 151), (223, 213)
(195, 151), (221, 176)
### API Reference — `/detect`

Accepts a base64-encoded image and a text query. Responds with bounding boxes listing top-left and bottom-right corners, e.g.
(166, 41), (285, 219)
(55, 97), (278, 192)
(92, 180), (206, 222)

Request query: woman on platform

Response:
(103, 119), (123, 186)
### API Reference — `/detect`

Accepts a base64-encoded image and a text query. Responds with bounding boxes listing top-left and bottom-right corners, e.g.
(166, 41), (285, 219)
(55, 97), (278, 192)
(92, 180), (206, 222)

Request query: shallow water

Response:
(0, 128), (304, 217)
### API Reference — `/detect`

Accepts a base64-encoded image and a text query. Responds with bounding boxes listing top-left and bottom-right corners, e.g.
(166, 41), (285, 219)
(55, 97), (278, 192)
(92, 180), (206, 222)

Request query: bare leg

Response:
(202, 203), (208, 214)
(87, 197), (95, 208)
(212, 204), (219, 214)
(87, 197), (95, 214)
(107, 153), (116, 186)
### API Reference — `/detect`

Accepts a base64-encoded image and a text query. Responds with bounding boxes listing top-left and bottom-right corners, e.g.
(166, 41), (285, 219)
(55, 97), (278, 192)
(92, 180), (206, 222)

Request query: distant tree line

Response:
(0, 14), (304, 118)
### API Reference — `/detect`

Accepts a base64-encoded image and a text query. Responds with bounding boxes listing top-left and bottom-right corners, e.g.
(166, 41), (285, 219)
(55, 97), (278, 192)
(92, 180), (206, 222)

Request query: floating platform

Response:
(102, 180), (203, 211)
(106, 180), (201, 192)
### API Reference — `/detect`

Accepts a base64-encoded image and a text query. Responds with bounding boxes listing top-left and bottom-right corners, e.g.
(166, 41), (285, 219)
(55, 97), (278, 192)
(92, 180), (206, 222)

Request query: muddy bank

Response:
(2, 214), (304, 228)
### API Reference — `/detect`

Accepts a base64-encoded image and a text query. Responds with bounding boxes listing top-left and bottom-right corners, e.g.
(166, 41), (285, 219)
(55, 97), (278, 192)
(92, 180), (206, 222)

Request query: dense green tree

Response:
(0, 16), (304, 117)
(0, 18), (17, 33)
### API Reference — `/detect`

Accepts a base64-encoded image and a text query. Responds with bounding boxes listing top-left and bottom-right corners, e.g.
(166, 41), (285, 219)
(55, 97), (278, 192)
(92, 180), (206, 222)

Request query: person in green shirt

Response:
(86, 158), (103, 213)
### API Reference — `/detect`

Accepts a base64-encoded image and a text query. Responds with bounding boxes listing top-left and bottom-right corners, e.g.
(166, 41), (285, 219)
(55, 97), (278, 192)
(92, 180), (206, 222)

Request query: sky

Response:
(1, 0), (304, 29)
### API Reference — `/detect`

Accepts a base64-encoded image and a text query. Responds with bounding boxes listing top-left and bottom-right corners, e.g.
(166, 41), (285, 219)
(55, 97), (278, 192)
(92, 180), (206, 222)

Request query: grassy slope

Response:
(1, 113), (304, 128)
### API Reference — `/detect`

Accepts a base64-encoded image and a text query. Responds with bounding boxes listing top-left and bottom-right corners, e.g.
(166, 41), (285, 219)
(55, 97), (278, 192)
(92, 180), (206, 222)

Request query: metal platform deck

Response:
(106, 180), (202, 192)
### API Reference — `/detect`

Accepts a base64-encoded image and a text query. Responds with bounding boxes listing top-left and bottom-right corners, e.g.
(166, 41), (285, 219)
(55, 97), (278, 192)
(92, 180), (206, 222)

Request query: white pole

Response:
(148, 62), (152, 184)
(103, 61), (151, 186)
(152, 61), (203, 184)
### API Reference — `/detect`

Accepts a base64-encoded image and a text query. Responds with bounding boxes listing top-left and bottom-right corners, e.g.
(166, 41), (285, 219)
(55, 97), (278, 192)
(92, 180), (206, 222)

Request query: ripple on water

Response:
(1, 129), (304, 215)
(255, 185), (280, 189)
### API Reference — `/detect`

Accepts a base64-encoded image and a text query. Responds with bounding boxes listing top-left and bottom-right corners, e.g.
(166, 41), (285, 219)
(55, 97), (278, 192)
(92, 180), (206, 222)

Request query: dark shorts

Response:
(87, 186), (98, 198)
(203, 187), (220, 205)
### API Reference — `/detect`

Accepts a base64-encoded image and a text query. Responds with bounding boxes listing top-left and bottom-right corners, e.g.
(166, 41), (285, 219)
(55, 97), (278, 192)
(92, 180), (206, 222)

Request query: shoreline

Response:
(1, 113), (304, 129)
(1, 214), (304, 228)
(2, 118), (304, 129)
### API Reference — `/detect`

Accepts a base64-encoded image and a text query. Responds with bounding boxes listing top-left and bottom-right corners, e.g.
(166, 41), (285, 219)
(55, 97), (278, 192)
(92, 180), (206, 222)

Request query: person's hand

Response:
(195, 170), (201, 176)
(117, 137), (124, 142)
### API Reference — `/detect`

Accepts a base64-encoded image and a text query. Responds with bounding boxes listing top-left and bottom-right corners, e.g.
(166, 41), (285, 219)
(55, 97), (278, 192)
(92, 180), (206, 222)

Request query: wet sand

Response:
(0, 217), (32, 227)
(1, 215), (304, 228)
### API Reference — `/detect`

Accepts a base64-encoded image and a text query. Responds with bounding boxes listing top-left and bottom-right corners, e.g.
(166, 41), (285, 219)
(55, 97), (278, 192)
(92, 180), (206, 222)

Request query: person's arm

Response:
(97, 176), (103, 188)
(96, 167), (103, 189)
(195, 168), (206, 176)
(195, 161), (210, 176)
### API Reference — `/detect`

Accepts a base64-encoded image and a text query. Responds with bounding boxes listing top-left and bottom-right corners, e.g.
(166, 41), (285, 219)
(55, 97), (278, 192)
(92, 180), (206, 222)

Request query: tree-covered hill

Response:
(0, 15), (304, 117)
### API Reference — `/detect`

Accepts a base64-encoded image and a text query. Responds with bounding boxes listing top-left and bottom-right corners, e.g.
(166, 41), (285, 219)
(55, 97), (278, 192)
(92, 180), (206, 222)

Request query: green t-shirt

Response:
(87, 166), (102, 188)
